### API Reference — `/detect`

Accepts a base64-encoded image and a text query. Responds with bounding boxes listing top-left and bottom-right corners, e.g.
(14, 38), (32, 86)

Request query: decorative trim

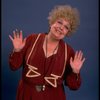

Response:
(60, 43), (67, 77)
(26, 34), (41, 64)
(26, 65), (41, 77)
(44, 76), (57, 87)
(51, 74), (60, 78)
(26, 34), (41, 78)
(27, 64), (38, 70)
(44, 44), (67, 87)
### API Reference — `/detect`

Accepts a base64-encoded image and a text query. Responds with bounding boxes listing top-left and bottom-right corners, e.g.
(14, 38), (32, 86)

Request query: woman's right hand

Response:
(9, 29), (26, 52)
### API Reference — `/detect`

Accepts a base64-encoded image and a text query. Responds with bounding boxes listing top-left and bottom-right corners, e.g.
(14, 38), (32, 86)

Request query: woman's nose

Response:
(60, 25), (64, 30)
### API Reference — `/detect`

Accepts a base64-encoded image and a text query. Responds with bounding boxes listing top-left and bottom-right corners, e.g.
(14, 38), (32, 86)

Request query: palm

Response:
(13, 38), (24, 49)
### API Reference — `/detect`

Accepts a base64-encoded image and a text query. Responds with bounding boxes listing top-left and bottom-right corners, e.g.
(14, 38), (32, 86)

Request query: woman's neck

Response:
(44, 33), (59, 57)
(47, 33), (60, 45)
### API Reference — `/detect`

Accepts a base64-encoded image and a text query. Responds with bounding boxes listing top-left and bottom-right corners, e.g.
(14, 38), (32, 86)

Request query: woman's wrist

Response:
(13, 48), (22, 52)
(72, 69), (80, 74)
(72, 71), (80, 81)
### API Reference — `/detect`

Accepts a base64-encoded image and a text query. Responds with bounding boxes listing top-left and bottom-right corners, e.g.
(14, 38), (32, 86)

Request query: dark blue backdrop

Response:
(2, 0), (99, 100)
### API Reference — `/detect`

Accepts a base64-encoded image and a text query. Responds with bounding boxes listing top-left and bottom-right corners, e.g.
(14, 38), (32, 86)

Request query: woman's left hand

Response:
(70, 50), (85, 73)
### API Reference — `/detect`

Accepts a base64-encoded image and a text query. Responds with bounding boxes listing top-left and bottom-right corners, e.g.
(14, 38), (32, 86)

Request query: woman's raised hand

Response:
(9, 29), (26, 52)
(70, 50), (85, 73)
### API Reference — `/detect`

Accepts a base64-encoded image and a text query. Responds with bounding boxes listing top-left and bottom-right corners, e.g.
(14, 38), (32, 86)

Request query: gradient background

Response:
(1, 0), (99, 100)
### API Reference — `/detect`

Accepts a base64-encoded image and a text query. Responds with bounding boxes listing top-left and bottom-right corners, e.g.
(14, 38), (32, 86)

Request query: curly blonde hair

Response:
(48, 5), (80, 36)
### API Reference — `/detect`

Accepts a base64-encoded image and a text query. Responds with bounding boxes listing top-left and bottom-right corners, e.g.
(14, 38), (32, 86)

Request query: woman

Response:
(9, 5), (85, 100)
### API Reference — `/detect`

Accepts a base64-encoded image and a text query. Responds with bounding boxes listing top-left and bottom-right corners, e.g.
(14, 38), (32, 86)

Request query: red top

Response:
(9, 33), (81, 100)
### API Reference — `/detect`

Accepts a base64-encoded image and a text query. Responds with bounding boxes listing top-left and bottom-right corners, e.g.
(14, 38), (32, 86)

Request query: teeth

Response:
(57, 30), (61, 34)
(55, 28), (62, 34)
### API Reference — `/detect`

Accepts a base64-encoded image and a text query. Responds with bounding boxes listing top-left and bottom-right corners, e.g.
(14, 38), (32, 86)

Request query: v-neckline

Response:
(42, 47), (57, 58)
(42, 35), (59, 58)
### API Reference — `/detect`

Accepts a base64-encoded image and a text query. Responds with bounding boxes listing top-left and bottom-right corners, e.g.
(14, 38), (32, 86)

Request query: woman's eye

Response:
(57, 21), (62, 24)
(65, 26), (68, 29)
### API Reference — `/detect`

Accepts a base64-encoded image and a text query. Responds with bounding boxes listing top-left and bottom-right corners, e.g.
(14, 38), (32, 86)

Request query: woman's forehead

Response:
(56, 18), (70, 25)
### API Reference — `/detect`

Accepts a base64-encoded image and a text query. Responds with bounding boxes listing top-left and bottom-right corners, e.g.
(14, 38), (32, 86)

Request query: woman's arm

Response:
(9, 30), (36, 71)
(64, 45), (85, 90)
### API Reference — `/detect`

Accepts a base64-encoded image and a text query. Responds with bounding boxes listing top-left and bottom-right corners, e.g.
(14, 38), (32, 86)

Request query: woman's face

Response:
(49, 18), (70, 40)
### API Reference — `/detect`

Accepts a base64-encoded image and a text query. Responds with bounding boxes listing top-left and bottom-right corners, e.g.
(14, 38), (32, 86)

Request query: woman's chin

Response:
(53, 34), (64, 40)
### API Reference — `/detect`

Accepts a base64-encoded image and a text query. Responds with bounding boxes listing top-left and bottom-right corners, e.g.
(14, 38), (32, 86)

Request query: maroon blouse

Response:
(9, 33), (81, 100)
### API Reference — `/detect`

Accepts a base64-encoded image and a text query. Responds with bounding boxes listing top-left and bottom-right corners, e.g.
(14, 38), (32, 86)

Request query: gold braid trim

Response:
(26, 34), (41, 78)
(44, 43), (67, 87)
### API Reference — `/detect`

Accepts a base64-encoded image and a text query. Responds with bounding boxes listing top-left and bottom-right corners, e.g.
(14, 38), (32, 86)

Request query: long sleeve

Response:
(9, 34), (37, 71)
(9, 50), (25, 71)
(65, 71), (81, 90)
(64, 44), (81, 90)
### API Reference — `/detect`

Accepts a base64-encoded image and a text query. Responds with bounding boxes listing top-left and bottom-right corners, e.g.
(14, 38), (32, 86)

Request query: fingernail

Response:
(13, 31), (15, 33)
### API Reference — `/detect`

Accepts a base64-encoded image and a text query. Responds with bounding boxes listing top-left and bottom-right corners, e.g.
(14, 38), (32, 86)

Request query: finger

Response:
(74, 51), (78, 59)
(19, 30), (23, 39)
(15, 29), (20, 38)
(13, 31), (17, 39)
(21, 38), (26, 48)
(9, 35), (13, 41)
(78, 50), (83, 60)
(82, 58), (85, 63)
(23, 38), (26, 44)
(15, 29), (19, 34)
